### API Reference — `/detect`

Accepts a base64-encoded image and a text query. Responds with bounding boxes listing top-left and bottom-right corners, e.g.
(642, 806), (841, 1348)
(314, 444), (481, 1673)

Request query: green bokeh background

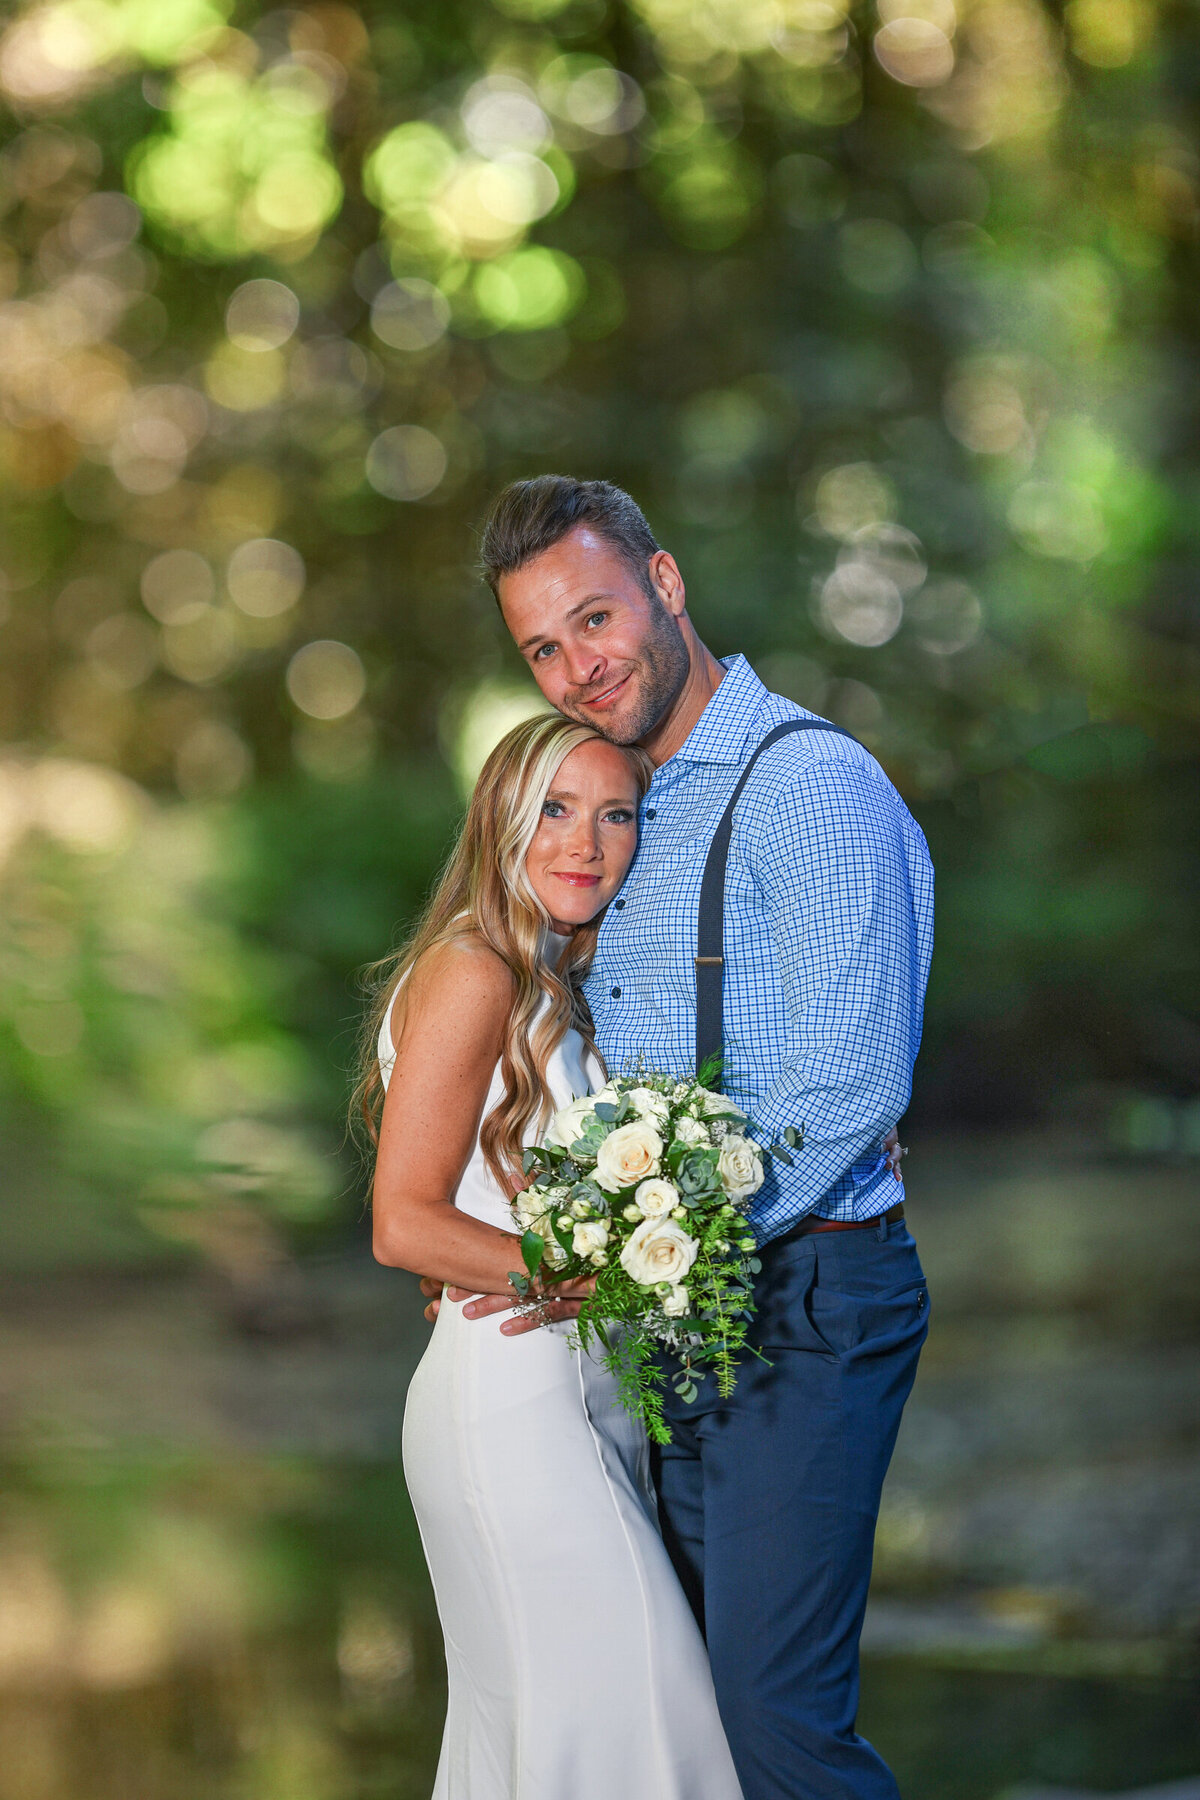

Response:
(0, 1), (1197, 1794)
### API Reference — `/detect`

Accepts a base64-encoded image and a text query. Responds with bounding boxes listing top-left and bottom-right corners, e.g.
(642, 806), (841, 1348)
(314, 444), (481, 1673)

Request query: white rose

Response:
(572, 1219), (609, 1257)
(513, 1187), (541, 1228)
(546, 1093), (600, 1149)
(619, 1216), (700, 1287)
(662, 1285), (691, 1319)
(634, 1177), (678, 1220)
(622, 1202), (643, 1223)
(595, 1121), (663, 1193)
(525, 1214), (567, 1268)
(672, 1115), (709, 1149)
(626, 1086), (671, 1125)
(717, 1134), (765, 1203)
(515, 1185), (567, 1229)
(695, 1087), (747, 1120)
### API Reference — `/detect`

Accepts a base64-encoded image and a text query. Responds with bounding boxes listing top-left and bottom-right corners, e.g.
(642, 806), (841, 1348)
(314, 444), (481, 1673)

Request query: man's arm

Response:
(743, 757), (930, 1220)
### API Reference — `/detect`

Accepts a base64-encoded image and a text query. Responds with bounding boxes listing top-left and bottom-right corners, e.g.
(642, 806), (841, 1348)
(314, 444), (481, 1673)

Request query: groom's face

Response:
(498, 526), (689, 746)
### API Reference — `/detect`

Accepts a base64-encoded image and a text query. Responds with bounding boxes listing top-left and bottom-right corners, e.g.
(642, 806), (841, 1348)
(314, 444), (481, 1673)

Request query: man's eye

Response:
(585, 612), (606, 629)
(533, 643), (556, 661)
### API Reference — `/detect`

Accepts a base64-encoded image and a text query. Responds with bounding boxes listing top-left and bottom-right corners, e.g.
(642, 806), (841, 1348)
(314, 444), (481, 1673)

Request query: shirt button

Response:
(644, 808), (656, 820)
(611, 987), (621, 999)
(613, 898), (625, 910)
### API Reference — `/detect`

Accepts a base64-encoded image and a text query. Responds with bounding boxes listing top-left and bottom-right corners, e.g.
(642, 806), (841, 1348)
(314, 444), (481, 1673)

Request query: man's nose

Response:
(563, 641), (604, 689)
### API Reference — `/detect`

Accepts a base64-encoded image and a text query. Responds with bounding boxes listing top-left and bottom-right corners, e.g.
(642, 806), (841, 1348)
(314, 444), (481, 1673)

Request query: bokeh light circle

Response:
(286, 640), (367, 719)
(226, 539), (306, 617)
(370, 278), (451, 352)
(225, 279), (301, 352)
(140, 549), (215, 625)
(818, 563), (905, 647)
(874, 18), (956, 89)
(365, 425), (448, 501)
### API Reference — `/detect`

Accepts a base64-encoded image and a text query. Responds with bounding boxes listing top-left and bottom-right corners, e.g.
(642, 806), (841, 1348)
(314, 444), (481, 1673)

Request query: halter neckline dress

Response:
(381, 932), (743, 1800)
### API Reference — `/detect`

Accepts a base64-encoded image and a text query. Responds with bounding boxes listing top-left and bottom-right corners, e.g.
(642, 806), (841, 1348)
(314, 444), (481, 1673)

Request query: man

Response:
(426, 475), (933, 1799)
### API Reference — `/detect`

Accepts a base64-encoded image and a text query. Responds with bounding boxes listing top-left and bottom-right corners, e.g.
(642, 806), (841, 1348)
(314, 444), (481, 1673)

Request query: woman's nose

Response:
(566, 818), (600, 859)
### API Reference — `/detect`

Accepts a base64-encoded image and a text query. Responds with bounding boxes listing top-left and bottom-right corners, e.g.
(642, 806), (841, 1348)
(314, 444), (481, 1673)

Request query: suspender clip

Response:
(694, 956), (724, 967)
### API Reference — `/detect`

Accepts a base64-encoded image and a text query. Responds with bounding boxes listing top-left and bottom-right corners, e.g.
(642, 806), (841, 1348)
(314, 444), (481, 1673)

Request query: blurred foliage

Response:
(0, 0), (1197, 1258)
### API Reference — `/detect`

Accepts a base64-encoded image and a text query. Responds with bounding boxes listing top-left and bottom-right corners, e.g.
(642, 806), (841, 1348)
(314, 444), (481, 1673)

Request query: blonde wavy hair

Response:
(352, 712), (652, 1193)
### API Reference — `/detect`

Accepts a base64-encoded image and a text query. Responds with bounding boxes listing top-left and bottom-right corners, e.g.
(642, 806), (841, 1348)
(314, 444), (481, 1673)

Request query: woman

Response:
(356, 712), (746, 1800)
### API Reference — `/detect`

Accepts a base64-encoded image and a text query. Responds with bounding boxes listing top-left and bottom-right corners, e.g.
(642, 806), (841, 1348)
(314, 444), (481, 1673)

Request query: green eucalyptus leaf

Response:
(521, 1230), (545, 1279)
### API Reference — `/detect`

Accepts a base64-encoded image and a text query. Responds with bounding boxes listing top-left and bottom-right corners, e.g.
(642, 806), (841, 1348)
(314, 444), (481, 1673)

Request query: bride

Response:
(355, 711), (745, 1800)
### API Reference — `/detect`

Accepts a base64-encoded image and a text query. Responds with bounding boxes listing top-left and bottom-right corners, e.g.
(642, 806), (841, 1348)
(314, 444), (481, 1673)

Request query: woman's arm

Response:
(372, 938), (530, 1294)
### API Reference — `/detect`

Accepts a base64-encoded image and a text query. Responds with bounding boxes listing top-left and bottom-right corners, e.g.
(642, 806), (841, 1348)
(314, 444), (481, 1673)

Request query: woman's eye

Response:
(541, 800), (566, 817)
(604, 808), (635, 825)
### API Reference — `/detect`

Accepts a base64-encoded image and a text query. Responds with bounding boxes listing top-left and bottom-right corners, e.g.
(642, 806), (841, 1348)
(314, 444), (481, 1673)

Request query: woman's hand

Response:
(418, 1273), (596, 1335)
(883, 1126), (906, 1183)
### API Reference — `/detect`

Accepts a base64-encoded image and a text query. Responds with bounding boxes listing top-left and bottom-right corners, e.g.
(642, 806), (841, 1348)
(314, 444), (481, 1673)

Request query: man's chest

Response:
(586, 778), (784, 1058)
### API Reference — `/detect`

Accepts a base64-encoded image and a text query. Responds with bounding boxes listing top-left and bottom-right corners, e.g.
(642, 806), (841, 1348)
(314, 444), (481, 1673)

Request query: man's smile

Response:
(578, 673), (631, 711)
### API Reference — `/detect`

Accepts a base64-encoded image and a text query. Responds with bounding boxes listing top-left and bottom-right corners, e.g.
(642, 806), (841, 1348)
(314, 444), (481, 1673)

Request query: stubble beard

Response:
(560, 603), (691, 747)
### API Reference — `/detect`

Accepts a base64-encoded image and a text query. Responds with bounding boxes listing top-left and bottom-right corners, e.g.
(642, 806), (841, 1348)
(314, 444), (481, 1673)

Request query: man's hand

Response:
(883, 1126), (906, 1182)
(418, 1274), (594, 1335)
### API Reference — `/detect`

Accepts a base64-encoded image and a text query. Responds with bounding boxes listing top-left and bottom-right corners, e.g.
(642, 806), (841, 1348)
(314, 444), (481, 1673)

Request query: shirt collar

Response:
(664, 654), (769, 767)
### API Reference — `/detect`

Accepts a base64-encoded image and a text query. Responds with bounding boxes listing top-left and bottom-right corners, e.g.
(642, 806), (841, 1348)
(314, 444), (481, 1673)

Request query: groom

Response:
(430, 475), (933, 1800)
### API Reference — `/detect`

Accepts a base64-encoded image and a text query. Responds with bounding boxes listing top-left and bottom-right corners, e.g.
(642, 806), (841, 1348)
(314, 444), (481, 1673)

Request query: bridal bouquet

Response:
(508, 1065), (802, 1444)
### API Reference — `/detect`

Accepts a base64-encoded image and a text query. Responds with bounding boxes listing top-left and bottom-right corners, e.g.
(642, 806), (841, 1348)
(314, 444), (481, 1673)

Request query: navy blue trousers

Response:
(652, 1215), (928, 1800)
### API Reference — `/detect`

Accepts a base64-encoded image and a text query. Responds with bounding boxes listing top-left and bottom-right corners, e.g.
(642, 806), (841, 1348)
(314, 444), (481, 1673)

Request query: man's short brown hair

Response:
(479, 475), (660, 601)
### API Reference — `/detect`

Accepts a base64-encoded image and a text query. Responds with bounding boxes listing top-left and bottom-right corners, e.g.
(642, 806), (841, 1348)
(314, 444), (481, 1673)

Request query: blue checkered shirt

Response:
(583, 655), (934, 1242)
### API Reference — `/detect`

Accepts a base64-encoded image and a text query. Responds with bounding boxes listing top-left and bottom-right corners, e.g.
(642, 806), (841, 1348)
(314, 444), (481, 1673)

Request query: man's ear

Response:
(648, 550), (686, 617)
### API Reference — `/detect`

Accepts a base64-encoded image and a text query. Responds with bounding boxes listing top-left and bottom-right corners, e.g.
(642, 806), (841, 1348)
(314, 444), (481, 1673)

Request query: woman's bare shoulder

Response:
(392, 932), (515, 1055)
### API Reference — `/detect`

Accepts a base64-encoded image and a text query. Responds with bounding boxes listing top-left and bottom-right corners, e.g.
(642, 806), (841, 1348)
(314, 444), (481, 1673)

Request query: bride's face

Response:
(524, 739), (640, 935)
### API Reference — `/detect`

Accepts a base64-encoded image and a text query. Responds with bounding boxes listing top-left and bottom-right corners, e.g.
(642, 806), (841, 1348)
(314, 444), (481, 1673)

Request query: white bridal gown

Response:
(381, 939), (743, 1800)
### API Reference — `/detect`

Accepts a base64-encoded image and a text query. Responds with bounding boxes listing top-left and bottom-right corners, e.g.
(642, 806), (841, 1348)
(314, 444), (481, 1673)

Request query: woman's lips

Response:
(552, 872), (601, 887)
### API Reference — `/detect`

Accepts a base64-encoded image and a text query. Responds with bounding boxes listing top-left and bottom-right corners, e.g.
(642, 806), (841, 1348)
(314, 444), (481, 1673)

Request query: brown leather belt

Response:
(769, 1202), (905, 1249)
